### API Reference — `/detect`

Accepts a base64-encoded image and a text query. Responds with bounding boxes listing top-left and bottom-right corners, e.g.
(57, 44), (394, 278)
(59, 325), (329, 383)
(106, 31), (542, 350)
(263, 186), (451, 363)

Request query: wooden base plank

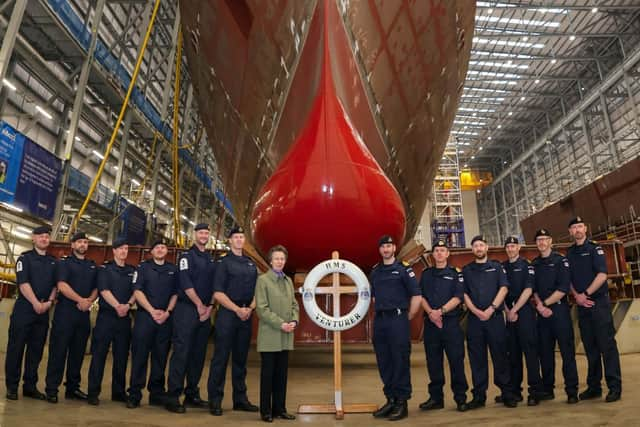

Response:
(297, 403), (378, 414)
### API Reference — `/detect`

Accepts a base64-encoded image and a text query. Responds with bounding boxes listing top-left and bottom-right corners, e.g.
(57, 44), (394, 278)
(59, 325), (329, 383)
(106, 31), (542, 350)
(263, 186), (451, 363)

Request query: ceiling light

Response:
(488, 136), (492, 140)
(503, 161), (508, 164)
(551, 59), (557, 64)
(159, 199), (168, 206)
(11, 230), (30, 240)
(591, 7), (598, 13)
(487, 8), (493, 14)
(520, 96), (526, 101)
(92, 150), (104, 160)
(1, 202), (23, 213)
(464, 164), (468, 168)
(569, 35), (576, 41)
(474, 15), (560, 28)
(131, 178), (141, 186)
(471, 156), (476, 159)
(2, 78), (16, 91)
(508, 111), (513, 116)
(534, 79), (540, 84)
(522, 36), (528, 42)
(497, 124), (502, 129)
(88, 235), (103, 243)
(35, 105), (53, 120)
(113, 165), (118, 170)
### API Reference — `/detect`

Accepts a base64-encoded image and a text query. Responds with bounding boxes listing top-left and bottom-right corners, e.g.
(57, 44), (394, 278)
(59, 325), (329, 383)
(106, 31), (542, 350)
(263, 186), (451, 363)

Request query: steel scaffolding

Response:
(431, 138), (465, 248)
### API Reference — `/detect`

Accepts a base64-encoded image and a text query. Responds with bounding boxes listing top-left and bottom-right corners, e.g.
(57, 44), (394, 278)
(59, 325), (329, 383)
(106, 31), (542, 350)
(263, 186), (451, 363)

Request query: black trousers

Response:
(45, 305), (91, 396)
(373, 311), (412, 400)
(260, 351), (289, 416)
(167, 301), (211, 401)
(538, 303), (578, 396)
(467, 313), (514, 401)
(578, 300), (622, 393)
(87, 311), (131, 399)
(5, 300), (49, 393)
(423, 316), (468, 404)
(127, 310), (172, 402)
(208, 307), (252, 404)
(506, 305), (542, 396)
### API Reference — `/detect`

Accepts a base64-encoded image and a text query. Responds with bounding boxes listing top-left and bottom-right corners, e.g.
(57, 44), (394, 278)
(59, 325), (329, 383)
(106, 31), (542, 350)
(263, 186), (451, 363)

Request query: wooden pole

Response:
(331, 251), (344, 419)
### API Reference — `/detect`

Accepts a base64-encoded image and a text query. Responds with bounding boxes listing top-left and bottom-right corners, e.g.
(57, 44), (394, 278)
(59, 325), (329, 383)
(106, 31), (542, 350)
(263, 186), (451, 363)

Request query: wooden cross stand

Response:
(297, 251), (378, 419)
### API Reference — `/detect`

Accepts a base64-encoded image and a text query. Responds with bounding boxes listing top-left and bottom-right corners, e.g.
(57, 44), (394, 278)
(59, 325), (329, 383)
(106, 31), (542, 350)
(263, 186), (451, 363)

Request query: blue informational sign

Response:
(118, 198), (146, 245)
(0, 122), (26, 204)
(14, 138), (62, 220)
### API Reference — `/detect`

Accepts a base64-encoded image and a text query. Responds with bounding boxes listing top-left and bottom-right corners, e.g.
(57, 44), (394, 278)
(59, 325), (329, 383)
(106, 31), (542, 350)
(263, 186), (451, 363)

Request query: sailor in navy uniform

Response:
(502, 236), (542, 406)
(45, 232), (98, 403)
(208, 226), (259, 416)
(5, 225), (57, 401)
(567, 216), (621, 403)
(418, 240), (469, 412)
(166, 223), (216, 413)
(531, 228), (579, 404)
(370, 235), (422, 421)
(87, 237), (136, 405)
(463, 235), (517, 409)
(126, 239), (178, 408)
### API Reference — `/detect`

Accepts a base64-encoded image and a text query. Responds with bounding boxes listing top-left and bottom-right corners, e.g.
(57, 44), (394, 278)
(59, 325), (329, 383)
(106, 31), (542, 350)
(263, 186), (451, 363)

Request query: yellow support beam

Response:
(172, 28), (184, 247)
(68, 0), (162, 239)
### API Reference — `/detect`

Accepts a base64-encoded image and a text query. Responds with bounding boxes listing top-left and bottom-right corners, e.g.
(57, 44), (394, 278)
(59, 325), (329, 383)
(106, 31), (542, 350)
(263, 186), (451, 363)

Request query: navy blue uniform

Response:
(208, 252), (258, 405)
(369, 260), (420, 401)
(87, 261), (135, 400)
(420, 266), (468, 404)
(127, 259), (177, 403)
(567, 241), (621, 394)
(45, 254), (97, 396)
(167, 246), (216, 402)
(502, 258), (542, 398)
(532, 252), (578, 397)
(5, 250), (56, 394)
(462, 260), (513, 402)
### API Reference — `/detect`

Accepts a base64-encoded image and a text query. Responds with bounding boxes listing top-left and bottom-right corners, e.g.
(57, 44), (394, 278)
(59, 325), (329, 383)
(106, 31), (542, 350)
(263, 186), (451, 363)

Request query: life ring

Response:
(299, 259), (371, 332)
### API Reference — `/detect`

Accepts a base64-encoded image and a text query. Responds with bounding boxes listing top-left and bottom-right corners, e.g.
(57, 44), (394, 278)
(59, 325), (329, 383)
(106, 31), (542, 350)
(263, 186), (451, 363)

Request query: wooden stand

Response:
(297, 251), (378, 419)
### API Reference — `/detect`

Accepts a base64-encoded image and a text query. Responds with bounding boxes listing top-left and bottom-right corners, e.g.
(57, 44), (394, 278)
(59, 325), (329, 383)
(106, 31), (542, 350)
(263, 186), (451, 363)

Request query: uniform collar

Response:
(190, 244), (208, 256)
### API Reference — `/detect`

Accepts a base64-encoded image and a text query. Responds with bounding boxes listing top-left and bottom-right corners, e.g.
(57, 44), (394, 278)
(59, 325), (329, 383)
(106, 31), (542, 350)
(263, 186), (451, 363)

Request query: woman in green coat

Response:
(255, 245), (299, 423)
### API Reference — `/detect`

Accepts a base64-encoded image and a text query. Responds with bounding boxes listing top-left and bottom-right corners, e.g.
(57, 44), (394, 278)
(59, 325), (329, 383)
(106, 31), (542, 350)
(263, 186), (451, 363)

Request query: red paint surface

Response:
(250, 2), (406, 270)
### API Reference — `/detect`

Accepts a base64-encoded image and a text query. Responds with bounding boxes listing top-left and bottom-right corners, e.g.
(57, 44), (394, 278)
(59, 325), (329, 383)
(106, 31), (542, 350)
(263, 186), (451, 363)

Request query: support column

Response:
(622, 72), (640, 130)
(52, 0), (107, 238)
(579, 112), (598, 177)
(0, 0), (27, 84)
(599, 93), (620, 165)
(491, 186), (500, 244)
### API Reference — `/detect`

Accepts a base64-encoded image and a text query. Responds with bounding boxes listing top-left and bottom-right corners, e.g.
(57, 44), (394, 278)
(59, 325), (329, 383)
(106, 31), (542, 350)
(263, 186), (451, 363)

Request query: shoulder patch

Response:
(595, 246), (604, 255)
(402, 260), (410, 267)
(16, 260), (23, 272)
(179, 257), (189, 271)
(132, 271), (138, 283)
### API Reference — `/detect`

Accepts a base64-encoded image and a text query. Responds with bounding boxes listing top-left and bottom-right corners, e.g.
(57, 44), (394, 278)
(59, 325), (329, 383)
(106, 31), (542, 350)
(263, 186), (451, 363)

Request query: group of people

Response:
(5, 224), (298, 422)
(369, 216), (622, 421)
(5, 215), (623, 423)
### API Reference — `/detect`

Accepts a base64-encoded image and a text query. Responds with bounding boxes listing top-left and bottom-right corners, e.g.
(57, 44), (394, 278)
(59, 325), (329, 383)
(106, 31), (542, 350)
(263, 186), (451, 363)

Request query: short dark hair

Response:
(267, 245), (288, 262)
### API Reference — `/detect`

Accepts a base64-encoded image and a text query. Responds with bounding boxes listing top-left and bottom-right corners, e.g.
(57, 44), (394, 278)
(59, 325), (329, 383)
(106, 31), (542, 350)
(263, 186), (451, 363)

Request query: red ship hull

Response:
(180, 0), (475, 268)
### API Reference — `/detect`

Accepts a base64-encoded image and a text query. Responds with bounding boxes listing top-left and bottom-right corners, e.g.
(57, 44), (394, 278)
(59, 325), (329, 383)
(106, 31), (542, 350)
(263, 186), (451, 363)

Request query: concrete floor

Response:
(0, 344), (636, 426)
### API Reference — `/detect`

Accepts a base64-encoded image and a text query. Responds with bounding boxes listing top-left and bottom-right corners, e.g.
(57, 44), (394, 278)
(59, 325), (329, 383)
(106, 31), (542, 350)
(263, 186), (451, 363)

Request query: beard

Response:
(473, 251), (486, 260)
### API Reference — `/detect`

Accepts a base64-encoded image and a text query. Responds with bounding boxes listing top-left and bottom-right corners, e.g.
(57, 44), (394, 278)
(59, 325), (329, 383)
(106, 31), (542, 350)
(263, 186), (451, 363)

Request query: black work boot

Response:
(388, 400), (408, 421)
(373, 398), (396, 418)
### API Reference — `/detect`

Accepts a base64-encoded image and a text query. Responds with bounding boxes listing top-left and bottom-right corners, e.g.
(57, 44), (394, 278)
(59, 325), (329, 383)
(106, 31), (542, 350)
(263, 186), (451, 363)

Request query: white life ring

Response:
(299, 259), (371, 332)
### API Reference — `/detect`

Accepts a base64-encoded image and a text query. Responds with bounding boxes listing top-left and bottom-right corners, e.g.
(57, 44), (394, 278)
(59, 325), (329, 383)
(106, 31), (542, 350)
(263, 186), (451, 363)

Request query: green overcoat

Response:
(255, 269), (299, 352)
